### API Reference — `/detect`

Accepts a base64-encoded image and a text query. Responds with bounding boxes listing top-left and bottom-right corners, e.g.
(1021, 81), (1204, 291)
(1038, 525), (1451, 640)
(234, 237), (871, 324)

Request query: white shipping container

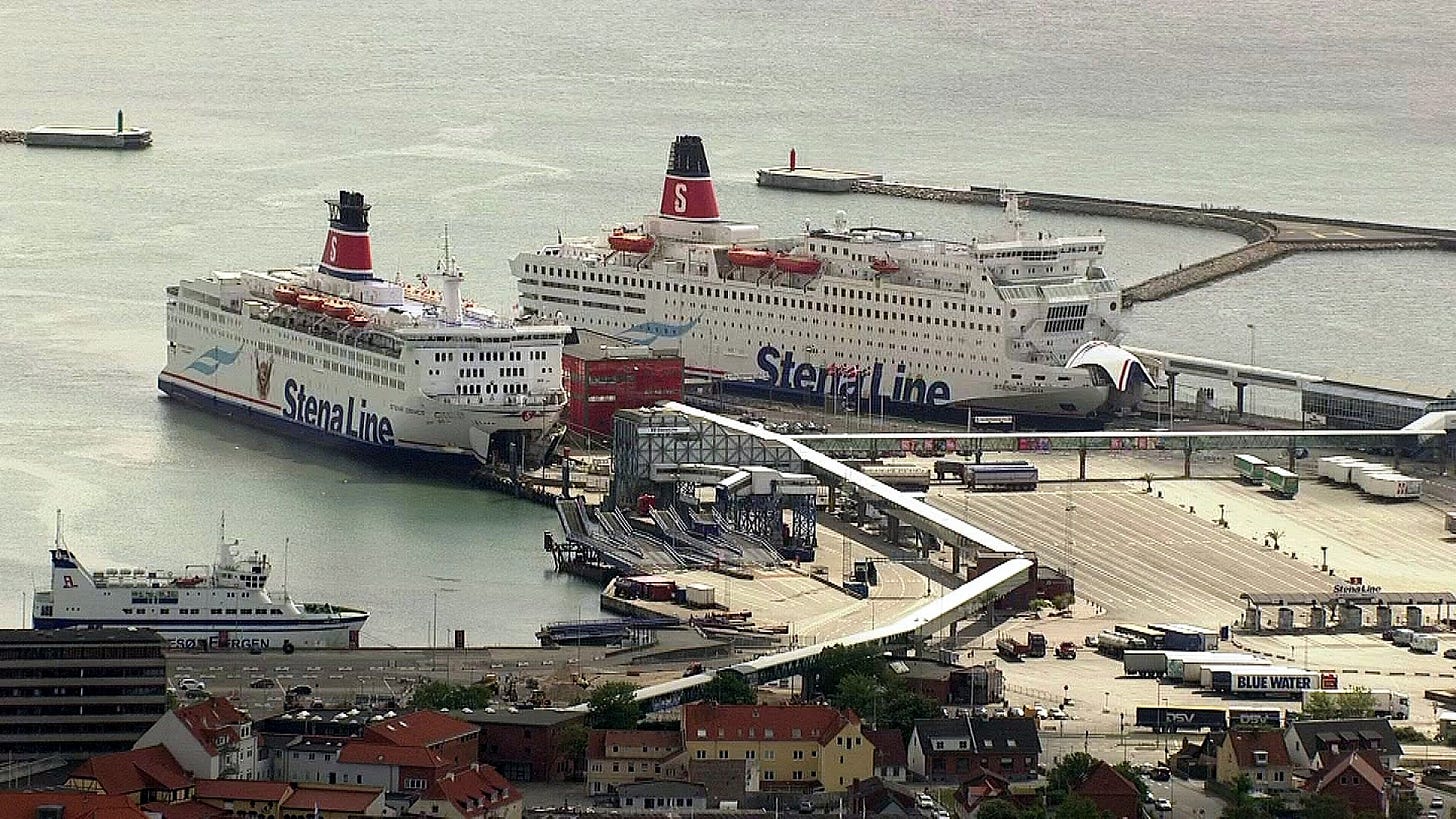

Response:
(1317, 456), (1362, 480)
(683, 583), (716, 607)
(1411, 634), (1439, 654)
(1179, 654), (1272, 684)
(1358, 471), (1422, 499)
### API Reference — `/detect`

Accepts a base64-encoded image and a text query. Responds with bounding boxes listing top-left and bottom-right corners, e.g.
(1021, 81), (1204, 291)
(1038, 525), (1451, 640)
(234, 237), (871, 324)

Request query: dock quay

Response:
(757, 171), (1456, 305)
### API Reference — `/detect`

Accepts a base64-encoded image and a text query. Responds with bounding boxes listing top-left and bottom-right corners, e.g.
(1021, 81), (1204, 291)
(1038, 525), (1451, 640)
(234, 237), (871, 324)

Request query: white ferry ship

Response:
(513, 136), (1154, 427)
(32, 515), (367, 651)
(160, 192), (571, 465)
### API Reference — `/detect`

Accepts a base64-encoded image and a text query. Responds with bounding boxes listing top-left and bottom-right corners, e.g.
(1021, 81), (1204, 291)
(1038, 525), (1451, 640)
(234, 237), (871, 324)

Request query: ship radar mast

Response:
(436, 225), (464, 325)
(216, 512), (240, 571)
(999, 186), (1026, 241)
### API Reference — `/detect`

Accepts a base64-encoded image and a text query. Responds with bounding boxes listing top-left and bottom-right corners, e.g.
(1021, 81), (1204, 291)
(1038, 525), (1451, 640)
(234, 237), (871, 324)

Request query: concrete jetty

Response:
(757, 173), (1456, 305)
(4, 110), (152, 149)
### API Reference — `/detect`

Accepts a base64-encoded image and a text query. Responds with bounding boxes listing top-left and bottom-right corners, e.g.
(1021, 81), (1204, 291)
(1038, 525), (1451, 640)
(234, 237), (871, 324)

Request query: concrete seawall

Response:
(832, 180), (1456, 305)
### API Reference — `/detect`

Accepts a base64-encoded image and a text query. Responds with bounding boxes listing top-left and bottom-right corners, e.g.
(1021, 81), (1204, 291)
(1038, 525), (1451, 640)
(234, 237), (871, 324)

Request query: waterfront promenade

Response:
(757, 168), (1456, 304)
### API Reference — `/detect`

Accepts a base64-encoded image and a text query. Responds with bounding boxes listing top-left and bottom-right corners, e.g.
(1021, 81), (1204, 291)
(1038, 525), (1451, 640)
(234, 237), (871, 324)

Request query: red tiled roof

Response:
(338, 740), (447, 768)
(71, 745), (194, 795)
(361, 709), (477, 748)
(174, 696), (250, 756)
(1304, 749), (1388, 794)
(0, 793), (150, 819)
(587, 729), (683, 759)
(1075, 760), (1139, 797)
(282, 784), (383, 811)
(140, 800), (226, 819)
(194, 777), (292, 801)
(421, 764), (523, 816)
(684, 703), (859, 746)
(1223, 730), (1293, 769)
(863, 728), (907, 768)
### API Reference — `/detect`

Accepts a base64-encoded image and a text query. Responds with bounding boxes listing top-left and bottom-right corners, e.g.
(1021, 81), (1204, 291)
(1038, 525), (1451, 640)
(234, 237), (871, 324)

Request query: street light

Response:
(1064, 500), (1077, 576)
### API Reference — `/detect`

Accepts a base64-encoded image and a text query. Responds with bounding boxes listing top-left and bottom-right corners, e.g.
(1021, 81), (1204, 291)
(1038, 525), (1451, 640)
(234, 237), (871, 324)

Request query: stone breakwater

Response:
(838, 180), (1456, 305)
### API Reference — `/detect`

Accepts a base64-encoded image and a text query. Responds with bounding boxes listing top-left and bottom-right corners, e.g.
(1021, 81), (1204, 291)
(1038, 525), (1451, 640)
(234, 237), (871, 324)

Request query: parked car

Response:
(1443, 648), (1456, 660)
(1154, 798), (1172, 812)
(1150, 767), (1171, 782)
(798, 800), (815, 814)
(1034, 706), (1049, 720)
(933, 810), (950, 819)
(288, 684), (313, 696)
(1430, 796), (1444, 810)
(1050, 707), (1068, 720)
(249, 677), (277, 689)
(916, 794), (935, 810)
(176, 677), (204, 691)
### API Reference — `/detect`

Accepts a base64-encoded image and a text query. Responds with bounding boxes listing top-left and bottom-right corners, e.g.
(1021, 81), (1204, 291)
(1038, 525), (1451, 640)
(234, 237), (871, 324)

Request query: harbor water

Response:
(0, 0), (1453, 641)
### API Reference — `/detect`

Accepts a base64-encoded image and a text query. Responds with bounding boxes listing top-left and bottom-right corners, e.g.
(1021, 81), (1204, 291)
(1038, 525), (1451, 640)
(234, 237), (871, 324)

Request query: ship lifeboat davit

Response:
(773, 253), (822, 275)
(296, 293), (326, 312)
(608, 232), (655, 254)
(274, 284), (300, 305)
(727, 247), (775, 268)
(321, 298), (353, 319)
(346, 313), (371, 328)
(870, 256), (900, 274)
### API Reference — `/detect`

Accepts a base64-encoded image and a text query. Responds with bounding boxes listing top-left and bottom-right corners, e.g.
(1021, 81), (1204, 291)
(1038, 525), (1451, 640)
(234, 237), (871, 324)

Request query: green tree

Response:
(1222, 775), (1275, 819)
(809, 644), (884, 697)
(1301, 792), (1353, 819)
(1303, 690), (1339, 720)
(558, 721), (589, 767)
(409, 680), (495, 710)
(1051, 593), (1076, 612)
(1046, 752), (1099, 806)
(977, 801), (1026, 819)
(828, 673), (884, 720)
(1389, 792), (1422, 819)
(1053, 795), (1104, 819)
(1336, 687), (1376, 718)
(1113, 762), (1148, 799)
(699, 672), (757, 705)
(586, 680), (643, 729)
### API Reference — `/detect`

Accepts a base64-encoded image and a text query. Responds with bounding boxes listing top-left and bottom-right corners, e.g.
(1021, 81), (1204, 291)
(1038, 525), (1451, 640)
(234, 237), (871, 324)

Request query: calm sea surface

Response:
(1, 0), (1453, 641)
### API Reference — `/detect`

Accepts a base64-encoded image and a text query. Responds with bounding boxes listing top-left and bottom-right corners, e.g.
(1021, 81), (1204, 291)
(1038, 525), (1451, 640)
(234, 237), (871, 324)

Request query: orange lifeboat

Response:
(296, 293), (326, 312)
(347, 313), (371, 328)
(727, 247), (775, 268)
(274, 284), (300, 304)
(321, 298), (353, 319)
(608, 232), (655, 254)
(773, 253), (822, 275)
(870, 256), (901, 274)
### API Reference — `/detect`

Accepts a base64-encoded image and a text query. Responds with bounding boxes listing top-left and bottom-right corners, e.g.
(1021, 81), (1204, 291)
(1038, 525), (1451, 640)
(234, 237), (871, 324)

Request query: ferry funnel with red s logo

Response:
(659, 135), (720, 222)
(319, 190), (375, 280)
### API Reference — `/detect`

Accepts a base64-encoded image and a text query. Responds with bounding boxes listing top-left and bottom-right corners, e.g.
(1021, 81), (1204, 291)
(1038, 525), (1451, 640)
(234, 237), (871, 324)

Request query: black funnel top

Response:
(666, 135), (711, 178)
(328, 190), (371, 231)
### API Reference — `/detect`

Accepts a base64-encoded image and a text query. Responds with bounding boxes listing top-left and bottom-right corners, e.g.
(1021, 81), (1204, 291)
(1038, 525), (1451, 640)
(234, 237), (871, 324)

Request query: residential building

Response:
(953, 767), (1015, 817)
(1302, 749), (1390, 817)
(254, 707), (379, 779)
(851, 777), (918, 816)
(863, 729), (907, 783)
(64, 745), (195, 805)
(279, 784), (388, 818)
(0, 793), (151, 819)
(908, 717), (1040, 783)
(193, 778), (292, 815)
(615, 780), (709, 812)
(891, 659), (1004, 707)
(683, 703), (874, 793)
(0, 628), (167, 761)
(450, 706), (586, 782)
(586, 728), (686, 796)
(1070, 760), (1141, 819)
(1285, 718), (1403, 772)
(406, 763), (524, 819)
(135, 695), (258, 779)
(1216, 730), (1295, 793)
(322, 710), (479, 795)
(686, 757), (755, 807)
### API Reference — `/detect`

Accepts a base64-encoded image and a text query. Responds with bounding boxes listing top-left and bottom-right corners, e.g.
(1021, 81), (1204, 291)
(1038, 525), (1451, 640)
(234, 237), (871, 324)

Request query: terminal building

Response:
(563, 329), (683, 440)
(0, 628), (168, 760)
(1301, 371), (1455, 430)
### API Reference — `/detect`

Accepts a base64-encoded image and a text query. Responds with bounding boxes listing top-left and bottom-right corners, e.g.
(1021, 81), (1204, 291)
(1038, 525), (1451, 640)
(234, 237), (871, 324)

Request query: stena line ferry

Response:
(513, 136), (1156, 428)
(32, 514), (367, 651)
(160, 192), (570, 465)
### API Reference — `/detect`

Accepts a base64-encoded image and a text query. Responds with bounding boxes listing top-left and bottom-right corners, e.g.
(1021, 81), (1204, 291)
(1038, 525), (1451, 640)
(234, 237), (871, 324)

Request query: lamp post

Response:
(1321, 545), (1329, 572)
(1064, 500), (1077, 576)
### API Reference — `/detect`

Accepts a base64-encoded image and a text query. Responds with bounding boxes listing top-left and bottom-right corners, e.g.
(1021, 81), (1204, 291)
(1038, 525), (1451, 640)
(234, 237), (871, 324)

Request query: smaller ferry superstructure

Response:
(160, 192), (570, 465)
(513, 136), (1154, 427)
(32, 515), (367, 651)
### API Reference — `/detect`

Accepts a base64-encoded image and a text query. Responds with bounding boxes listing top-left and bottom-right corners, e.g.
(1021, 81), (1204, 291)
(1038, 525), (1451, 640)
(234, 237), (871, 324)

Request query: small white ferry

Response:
(32, 515), (367, 651)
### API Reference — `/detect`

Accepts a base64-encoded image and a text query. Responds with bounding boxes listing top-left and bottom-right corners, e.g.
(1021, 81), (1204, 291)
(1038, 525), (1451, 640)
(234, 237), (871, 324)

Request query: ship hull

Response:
(158, 373), (479, 471)
(32, 615), (366, 651)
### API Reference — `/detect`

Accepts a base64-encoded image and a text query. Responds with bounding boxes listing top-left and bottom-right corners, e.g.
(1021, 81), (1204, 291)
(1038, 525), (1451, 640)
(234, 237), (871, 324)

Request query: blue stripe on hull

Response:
(720, 381), (1107, 432)
(157, 375), (478, 472)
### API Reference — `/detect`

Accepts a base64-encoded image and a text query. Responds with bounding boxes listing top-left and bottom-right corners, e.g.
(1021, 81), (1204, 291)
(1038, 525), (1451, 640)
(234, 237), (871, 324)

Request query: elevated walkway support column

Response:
(1234, 382), (1248, 415)
(1183, 440), (1193, 478)
(1078, 445), (1087, 480)
(1166, 372), (1179, 427)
